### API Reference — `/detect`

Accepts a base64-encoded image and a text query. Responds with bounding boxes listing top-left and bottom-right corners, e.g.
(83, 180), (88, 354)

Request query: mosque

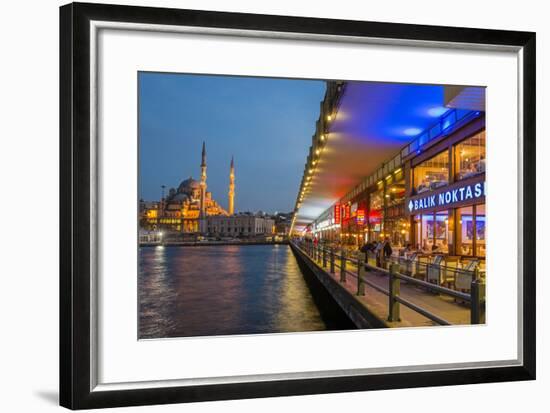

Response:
(139, 142), (235, 233)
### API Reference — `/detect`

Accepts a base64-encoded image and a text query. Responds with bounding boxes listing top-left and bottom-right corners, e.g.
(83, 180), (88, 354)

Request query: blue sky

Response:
(139, 72), (326, 214)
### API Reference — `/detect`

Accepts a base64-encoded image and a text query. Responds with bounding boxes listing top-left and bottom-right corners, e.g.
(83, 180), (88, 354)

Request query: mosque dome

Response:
(178, 177), (200, 194)
(170, 193), (190, 202)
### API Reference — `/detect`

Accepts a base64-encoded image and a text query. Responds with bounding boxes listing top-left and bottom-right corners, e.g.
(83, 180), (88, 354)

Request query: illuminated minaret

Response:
(228, 156), (235, 215)
(199, 141), (207, 218)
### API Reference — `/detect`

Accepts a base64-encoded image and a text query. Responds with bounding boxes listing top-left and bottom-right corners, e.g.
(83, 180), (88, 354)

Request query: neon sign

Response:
(408, 181), (485, 213)
(356, 209), (365, 225)
(368, 210), (382, 223)
(344, 204), (351, 219)
(334, 203), (341, 224)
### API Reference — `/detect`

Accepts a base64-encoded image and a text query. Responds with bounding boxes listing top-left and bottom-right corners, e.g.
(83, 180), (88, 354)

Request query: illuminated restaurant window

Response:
(369, 189), (384, 240)
(456, 205), (485, 257)
(387, 178), (405, 207)
(434, 211), (449, 253)
(384, 175), (406, 247)
(475, 204), (486, 257)
(420, 214), (433, 251)
(415, 211), (450, 253)
(370, 188), (383, 210)
(457, 206), (474, 256)
(413, 150), (449, 194)
(456, 130), (486, 180)
(387, 218), (409, 247)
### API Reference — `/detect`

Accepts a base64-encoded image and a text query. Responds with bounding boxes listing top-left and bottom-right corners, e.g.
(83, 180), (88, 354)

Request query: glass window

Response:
(370, 188), (383, 211)
(455, 131), (486, 180)
(475, 204), (486, 257)
(414, 215), (421, 249)
(369, 189), (384, 241)
(434, 211), (449, 253)
(413, 150), (449, 194)
(420, 214), (434, 251)
(387, 177), (405, 207)
(386, 217), (409, 248)
(457, 206), (474, 256)
(415, 211), (450, 253)
(456, 204), (485, 257)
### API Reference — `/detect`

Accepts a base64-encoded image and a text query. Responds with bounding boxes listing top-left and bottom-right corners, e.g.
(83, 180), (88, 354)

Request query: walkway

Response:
(296, 245), (472, 328)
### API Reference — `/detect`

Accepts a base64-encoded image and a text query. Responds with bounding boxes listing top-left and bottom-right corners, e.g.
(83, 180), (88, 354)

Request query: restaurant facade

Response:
(405, 115), (485, 258)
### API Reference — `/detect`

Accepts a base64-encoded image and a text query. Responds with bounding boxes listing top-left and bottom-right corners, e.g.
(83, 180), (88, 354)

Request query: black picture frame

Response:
(60, 2), (536, 410)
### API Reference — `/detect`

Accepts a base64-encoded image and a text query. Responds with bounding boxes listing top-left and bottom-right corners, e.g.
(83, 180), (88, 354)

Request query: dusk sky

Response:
(139, 72), (326, 213)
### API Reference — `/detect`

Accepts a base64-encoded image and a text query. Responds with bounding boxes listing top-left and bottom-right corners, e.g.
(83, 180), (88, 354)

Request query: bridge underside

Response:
(293, 81), (481, 231)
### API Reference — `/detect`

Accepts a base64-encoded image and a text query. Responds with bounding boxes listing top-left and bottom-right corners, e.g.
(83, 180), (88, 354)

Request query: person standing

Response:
(383, 238), (393, 259)
(374, 240), (383, 267)
(360, 241), (371, 264)
(377, 238), (391, 268)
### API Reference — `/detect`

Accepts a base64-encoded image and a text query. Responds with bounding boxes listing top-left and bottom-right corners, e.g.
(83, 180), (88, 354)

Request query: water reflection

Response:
(138, 244), (341, 338)
(138, 246), (178, 338)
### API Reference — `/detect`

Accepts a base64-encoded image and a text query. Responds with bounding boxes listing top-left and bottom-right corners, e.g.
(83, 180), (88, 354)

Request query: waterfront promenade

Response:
(291, 242), (475, 328)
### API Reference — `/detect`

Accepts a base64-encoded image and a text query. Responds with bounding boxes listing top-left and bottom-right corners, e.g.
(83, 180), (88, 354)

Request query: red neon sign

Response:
(356, 209), (365, 225)
(368, 210), (382, 223)
(334, 203), (341, 224)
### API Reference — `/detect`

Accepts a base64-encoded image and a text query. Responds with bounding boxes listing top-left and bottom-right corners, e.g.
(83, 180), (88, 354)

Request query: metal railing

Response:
(400, 108), (480, 159)
(383, 254), (484, 292)
(294, 241), (485, 326)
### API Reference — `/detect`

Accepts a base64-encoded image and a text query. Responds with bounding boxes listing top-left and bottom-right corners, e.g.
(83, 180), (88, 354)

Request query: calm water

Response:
(139, 244), (354, 338)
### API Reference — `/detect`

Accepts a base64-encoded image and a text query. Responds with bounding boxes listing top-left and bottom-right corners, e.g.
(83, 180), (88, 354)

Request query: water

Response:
(139, 244), (354, 338)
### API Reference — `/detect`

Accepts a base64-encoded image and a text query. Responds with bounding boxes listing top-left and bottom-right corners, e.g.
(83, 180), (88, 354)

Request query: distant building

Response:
(139, 143), (232, 233)
(273, 212), (293, 236)
(205, 213), (275, 238)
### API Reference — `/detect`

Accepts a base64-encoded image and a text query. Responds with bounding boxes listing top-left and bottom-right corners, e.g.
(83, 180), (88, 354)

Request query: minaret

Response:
(199, 141), (207, 218)
(228, 156), (235, 215)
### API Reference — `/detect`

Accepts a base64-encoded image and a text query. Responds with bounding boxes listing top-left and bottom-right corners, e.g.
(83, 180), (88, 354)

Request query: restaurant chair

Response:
(442, 257), (460, 288)
(427, 255), (444, 286)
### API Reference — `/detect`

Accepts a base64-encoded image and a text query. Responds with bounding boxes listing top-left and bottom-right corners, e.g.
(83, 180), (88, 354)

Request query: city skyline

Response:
(138, 72), (326, 213)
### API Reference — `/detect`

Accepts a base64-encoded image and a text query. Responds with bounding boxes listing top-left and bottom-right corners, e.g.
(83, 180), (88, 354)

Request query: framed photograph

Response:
(60, 2), (536, 409)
